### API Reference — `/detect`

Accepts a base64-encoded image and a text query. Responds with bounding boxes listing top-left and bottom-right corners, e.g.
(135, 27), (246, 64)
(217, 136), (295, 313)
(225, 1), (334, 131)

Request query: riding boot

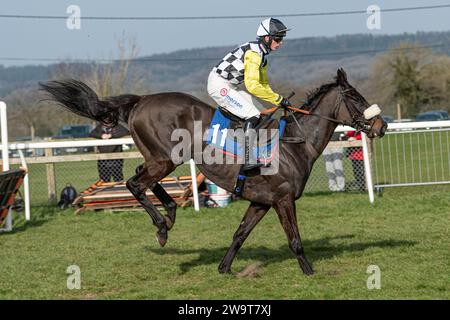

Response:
(242, 116), (263, 172)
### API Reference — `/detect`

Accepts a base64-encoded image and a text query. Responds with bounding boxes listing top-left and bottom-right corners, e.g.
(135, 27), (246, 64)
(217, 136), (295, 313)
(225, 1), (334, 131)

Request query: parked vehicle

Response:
(381, 115), (394, 123)
(415, 111), (446, 122)
(53, 124), (94, 155)
(58, 124), (93, 138)
(393, 118), (413, 123)
(432, 110), (449, 120)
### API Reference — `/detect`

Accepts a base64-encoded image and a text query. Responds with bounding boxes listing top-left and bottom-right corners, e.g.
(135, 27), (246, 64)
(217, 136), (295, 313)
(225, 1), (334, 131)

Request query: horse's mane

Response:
(304, 79), (339, 109)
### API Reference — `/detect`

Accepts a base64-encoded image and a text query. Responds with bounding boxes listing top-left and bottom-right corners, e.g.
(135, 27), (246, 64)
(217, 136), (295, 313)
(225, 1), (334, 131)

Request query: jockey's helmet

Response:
(257, 18), (290, 38)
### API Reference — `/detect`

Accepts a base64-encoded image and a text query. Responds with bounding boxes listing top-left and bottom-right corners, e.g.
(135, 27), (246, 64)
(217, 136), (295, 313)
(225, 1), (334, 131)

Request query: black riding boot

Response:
(242, 116), (263, 172)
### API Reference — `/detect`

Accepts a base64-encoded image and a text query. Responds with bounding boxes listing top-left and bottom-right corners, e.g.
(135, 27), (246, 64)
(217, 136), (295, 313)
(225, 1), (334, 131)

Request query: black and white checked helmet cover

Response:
(256, 18), (290, 37)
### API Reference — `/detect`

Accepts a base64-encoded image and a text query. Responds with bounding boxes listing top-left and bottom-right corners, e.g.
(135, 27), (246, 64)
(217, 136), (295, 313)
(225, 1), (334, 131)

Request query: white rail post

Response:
(0, 101), (12, 231)
(189, 159), (200, 212)
(361, 132), (375, 203)
(18, 150), (31, 221)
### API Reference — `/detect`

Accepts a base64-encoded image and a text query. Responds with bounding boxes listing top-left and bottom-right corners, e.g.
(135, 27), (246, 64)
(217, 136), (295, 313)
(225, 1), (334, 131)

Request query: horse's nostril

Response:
(380, 124), (387, 136)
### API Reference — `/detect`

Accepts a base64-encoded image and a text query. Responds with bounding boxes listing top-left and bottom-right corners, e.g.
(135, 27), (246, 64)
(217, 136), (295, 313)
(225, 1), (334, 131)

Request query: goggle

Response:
(272, 36), (284, 43)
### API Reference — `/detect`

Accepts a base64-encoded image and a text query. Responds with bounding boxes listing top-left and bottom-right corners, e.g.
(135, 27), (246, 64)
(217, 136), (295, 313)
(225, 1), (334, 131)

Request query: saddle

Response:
(207, 107), (301, 195)
(219, 107), (278, 135)
(206, 107), (288, 162)
(219, 107), (305, 144)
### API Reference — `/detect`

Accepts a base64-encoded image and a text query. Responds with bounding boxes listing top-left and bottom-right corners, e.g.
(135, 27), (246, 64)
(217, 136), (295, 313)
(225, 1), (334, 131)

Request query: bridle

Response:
(259, 85), (379, 142)
(282, 86), (378, 136)
(335, 87), (378, 134)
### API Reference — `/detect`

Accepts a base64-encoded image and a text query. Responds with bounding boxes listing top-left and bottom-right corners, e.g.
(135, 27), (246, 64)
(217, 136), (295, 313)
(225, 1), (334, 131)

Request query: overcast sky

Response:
(1, 0), (450, 66)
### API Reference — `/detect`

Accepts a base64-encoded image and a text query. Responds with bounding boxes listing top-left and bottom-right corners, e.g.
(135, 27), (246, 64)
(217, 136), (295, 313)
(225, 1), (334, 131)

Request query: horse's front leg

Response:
(218, 202), (270, 274)
(273, 194), (314, 275)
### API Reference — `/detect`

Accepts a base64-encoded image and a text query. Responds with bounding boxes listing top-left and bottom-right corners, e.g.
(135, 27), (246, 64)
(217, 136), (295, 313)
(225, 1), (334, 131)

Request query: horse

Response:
(40, 68), (387, 275)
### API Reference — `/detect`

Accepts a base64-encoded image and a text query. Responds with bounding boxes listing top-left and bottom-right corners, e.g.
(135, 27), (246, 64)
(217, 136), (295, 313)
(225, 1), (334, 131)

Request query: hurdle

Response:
(73, 175), (197, 214)
(0, 168), (27, 230)
(0, 101), (30, 232)
(0, 101), (11, 231)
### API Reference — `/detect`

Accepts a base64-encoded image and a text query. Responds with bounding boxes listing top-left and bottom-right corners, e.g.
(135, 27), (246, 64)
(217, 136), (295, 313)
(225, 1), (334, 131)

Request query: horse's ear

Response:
(337, 68), (348, 85)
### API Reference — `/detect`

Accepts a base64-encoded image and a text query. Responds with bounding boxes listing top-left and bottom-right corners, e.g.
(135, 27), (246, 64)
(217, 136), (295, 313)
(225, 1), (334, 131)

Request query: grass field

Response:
(1, 185), (448, 299)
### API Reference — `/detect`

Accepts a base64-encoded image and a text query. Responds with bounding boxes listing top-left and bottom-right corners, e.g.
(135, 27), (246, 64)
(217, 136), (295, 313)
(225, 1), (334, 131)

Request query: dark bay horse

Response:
(40, 68), (387, 275)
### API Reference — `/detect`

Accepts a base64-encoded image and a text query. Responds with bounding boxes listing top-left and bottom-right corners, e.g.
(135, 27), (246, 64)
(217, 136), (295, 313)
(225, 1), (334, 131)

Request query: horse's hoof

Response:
(218, 265), (231, 274)
(155, 230), (168, 247)
(299, 256), (314, 275)
(165, 215), (174, 230)
(303, 268), (314, 276)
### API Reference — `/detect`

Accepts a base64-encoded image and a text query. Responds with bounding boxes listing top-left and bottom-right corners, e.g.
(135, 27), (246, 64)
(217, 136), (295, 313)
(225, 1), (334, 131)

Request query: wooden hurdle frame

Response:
(1, 102), (13, 231)
(73, 175), (197, 214)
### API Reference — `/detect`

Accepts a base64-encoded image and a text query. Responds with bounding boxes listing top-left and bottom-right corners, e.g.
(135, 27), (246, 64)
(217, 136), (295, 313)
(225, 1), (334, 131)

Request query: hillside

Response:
(1, 30), (449, 98)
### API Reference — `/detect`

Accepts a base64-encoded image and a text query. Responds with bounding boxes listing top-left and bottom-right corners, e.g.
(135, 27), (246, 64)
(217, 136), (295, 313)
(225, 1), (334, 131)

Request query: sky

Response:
(1, 0), (450, 67)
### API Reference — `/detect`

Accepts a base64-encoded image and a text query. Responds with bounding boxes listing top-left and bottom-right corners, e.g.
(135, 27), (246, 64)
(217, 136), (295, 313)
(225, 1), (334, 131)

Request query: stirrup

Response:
(242, 162), (263, 172)
(281, 136), (305, 144)
(233, 174), (247, 195)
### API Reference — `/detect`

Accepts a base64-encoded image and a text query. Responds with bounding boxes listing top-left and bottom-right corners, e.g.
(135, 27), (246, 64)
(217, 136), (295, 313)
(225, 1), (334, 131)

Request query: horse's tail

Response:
(39, 79), (141, 126)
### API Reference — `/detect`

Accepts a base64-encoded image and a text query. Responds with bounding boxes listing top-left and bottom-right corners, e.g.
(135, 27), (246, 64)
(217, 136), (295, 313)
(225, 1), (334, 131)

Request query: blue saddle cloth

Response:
(206, 108), (286, 164)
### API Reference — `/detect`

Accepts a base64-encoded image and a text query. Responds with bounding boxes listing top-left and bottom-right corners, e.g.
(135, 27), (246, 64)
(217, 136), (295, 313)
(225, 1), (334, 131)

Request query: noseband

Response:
(333, 87), (377, 134)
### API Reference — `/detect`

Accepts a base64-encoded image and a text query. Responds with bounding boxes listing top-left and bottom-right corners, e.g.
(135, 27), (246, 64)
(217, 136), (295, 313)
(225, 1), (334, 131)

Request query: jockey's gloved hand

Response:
(279, 97), (291, 109)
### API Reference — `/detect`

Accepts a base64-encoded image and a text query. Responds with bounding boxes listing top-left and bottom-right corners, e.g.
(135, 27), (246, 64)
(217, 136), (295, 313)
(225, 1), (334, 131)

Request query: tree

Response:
(6, 87), (52, 139)
(40, 33), (149, 133)
(391, 54), (423, 117)
(49, 33), (147, 99)
(420, 55), (450, 110)
(6, 85), (90, 139)
(369, 42), (450, 118)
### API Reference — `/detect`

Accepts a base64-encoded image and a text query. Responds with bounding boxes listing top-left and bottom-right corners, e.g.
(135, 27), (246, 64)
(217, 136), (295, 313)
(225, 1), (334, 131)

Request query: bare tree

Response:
(7, 87), (44, 139)
(45, 33), (149, 130)
(50, 33), (146, 98)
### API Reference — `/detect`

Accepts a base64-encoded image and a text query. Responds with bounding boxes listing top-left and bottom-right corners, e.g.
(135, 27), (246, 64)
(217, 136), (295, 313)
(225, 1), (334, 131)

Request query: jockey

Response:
(207, 17), (291, 171)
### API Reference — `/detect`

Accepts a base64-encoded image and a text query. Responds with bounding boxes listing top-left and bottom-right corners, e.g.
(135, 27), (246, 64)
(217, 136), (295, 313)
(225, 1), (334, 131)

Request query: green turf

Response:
(1, 185), (448, 299)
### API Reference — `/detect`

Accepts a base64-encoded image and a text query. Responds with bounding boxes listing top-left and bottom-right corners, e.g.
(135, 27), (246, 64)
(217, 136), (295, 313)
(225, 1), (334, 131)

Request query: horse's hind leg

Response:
(134, 163), (177, 230)
(126, 160), (175, 247)
(152, 183), (177, 230)
(218, 202), (270, 274)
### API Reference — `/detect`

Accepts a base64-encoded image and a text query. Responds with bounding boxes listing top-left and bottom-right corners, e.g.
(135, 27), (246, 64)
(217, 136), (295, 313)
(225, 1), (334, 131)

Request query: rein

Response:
(258, 87), (372, 144)
(259, 89), (348, 127)
(287, 105), (343, 124)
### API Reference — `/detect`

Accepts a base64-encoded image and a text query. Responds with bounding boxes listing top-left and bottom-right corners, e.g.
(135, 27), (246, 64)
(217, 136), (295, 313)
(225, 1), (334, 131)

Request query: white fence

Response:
(371, 120), (450, 192)
(3, 125), (374, 211)
(2, 138), (200, 231)
(0, 102), (200, 232)
(0, 102), (11, 232)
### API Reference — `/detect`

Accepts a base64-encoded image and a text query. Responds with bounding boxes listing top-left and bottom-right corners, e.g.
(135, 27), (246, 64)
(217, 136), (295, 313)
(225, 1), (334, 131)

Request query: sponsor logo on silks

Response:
(220, 88), (228, 96)
(224, 94), (243, 109)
